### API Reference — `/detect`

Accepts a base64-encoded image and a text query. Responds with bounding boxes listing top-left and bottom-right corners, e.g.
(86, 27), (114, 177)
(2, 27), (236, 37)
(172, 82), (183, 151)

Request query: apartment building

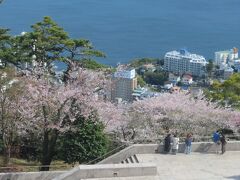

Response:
(164, 49), (207, 76)
(111, 69), (137, 102)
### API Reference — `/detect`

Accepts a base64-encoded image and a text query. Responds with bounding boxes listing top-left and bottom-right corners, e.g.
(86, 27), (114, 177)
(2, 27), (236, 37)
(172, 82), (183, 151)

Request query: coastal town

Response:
(110, 47), (240, 103)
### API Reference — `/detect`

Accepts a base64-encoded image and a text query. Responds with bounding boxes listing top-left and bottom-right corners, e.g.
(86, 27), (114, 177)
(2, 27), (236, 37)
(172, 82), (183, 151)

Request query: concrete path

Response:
(137, 151), (240, 180)
(82, 152), (240, 180)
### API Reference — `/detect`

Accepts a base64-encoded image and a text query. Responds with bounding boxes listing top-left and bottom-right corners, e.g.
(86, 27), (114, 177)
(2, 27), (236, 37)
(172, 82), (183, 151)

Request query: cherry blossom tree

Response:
(116, 93), (240, 141)
(0, 68), (25, 165)
(19, 67), (117, 171)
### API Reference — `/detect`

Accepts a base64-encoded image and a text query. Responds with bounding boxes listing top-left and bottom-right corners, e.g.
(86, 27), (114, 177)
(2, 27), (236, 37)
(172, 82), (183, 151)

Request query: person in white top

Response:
(172, 134), (179, 155)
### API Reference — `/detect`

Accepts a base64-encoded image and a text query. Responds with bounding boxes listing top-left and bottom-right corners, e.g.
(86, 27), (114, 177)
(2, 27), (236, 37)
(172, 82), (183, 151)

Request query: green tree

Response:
(80, 59), (107, 70)
(57, 112), (108, 164)
(23, 16), (68, 70)
(130, 58), (159, 68)
(0, 17), (105, 75)
(0, 17), (69, 73)
(64, 39), (105, 61)
(0, 28), (12, 67)
(137, 75), (146, 87)
(144, 72), (168, 85)
(0, 68), (24, 165)
(63, 38), (105, 81)
(0, 28), (10, 45)
(206, 59), (214, 77)
(206, 73), (240, 109)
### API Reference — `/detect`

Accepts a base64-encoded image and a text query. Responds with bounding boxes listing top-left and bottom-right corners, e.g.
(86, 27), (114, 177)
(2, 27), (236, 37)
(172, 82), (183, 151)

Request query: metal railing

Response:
(86, 142), (129, 165)
(131, 134), (240, 144)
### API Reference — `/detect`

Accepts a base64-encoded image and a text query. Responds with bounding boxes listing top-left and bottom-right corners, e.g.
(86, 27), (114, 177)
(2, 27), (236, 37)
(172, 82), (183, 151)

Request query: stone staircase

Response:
(120, 154), (139, 164)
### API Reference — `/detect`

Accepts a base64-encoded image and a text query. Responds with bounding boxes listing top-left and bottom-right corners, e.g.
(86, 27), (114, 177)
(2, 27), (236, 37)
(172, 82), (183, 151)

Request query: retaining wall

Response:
(99, 141), (240, 164)
(53, 163), (157, 180)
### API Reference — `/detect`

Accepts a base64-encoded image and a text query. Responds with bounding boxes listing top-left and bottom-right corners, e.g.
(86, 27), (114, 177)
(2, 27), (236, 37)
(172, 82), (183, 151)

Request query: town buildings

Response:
(111, 68), (138, 102)
(234, 60), (240, 72)
(132, 87), (159, 100)
(214, 47), (239, 79)
(181, 74), (193, 85)
(215, 47), (238, 68)
(163, 49), (207, 77)
(223, 67), (234, 80)
(168, 73), (181, 85)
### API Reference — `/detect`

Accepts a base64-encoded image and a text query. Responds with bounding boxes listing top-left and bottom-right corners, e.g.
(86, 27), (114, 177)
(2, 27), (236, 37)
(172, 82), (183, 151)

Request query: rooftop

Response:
(165, 50), (207, 64)
(182, 74), (193, 79)
(113, 69), (136, 79)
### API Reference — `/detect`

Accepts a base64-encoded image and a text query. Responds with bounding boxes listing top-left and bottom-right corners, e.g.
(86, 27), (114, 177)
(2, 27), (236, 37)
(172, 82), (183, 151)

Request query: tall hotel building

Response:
(164, 49), (207, 76)
(111, 69), (137, 102)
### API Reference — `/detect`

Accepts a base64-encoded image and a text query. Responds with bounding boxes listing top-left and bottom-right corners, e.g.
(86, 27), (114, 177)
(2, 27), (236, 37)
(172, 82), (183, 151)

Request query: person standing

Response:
(213, 130), (220, 154)
(220, 133), (227, 154)
(164, 133), (172, 153)
(172, 134), (179, 155)
(185, 133), (192, 154)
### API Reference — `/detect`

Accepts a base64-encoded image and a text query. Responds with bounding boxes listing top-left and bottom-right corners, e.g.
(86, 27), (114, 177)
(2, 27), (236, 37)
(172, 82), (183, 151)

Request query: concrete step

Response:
(121, 155), (139, 164)
(133, 154), (139, 163)
(128, 156), (134, 163)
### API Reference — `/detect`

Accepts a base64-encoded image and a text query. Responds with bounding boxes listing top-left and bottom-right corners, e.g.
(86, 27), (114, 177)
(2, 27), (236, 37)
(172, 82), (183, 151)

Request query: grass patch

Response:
(0, 156), (73, 172)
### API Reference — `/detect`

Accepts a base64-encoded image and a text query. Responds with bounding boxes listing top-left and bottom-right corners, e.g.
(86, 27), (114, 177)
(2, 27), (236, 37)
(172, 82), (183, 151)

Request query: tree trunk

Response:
(40, 158), (51, 171)
(40, 130), (49, 171)
(3, 146), (10, 165)
(131, 129), (136, 140)
(40, 129), (58, 171)
(121, 127), (127, 141)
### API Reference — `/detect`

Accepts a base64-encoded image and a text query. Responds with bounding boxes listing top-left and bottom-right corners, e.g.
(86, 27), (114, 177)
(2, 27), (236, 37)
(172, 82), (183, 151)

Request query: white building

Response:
(164, 49), (207, 77)
(215, 47), (238, 68)
(181, 74), (193, 85)
(111, 69), (138, 102)
(113, 68), (136, 79)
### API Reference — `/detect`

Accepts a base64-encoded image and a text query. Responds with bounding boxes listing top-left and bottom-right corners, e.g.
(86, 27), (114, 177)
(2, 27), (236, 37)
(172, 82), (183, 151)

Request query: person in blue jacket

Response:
(213, 130), (220, 154)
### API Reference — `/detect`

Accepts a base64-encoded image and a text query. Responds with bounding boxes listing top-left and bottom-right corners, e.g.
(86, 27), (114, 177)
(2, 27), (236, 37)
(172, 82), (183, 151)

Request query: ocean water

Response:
(1, 0), (240, 66)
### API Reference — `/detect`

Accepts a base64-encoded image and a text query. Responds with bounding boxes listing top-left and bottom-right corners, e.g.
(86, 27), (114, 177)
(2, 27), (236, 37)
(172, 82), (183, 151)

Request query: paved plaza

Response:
(85, 151), (240, 180)
(137, 151), (240, 180)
